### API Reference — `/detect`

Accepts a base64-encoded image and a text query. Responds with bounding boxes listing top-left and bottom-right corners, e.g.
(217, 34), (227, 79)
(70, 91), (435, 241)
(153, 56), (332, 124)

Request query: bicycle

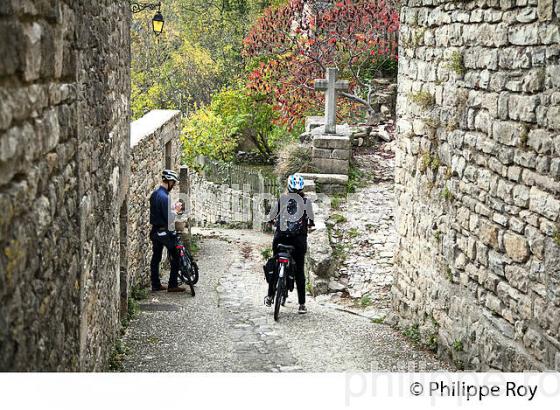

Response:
(173, 231), (199, 297)
(273, 244), (296, 321)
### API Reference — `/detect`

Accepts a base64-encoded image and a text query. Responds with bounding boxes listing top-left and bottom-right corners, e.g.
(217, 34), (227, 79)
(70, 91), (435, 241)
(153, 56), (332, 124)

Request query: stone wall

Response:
(185, 171), (255, 227)
(0, 0), (130, 371)
(181, 158), (281, 230)
(128, 110), (181, 289)
(394, 0), (560, 370)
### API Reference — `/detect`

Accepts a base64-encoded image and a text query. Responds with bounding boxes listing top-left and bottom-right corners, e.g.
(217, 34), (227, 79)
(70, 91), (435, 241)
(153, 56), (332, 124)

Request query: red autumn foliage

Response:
(243, 0), (400, 127)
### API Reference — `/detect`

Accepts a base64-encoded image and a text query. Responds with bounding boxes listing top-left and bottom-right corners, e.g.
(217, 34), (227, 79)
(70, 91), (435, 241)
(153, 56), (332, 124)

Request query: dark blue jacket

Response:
(149, 186), (169, 229)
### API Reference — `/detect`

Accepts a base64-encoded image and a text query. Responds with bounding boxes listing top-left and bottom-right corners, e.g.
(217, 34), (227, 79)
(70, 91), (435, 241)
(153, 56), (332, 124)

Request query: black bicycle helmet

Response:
(162, 169), (179, 182)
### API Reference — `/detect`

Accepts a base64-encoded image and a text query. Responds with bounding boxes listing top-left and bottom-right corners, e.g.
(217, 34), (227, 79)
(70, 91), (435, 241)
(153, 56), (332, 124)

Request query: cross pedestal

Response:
(314, 67), (349, 134)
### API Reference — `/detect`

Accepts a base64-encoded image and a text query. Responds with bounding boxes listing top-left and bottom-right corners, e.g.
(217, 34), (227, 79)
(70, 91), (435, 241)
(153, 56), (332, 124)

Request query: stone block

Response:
(312, 147), (350, 160)
(539, 23), (560, 44)
(305, 116), (325, 133)
(537, 0), (553, 20)
(312, 135), (351, 150)
(509, 23), (540, 45)
(297, 173), (348, 185)
(479, 220), (500, 248)
(504, 232), (530, 262)
(311, 157), (349, 175)
(0, 21), (22, 76)
(508, 94), (539, 122)
(22, 22), (42, 82)
(529, 186), (560, 220)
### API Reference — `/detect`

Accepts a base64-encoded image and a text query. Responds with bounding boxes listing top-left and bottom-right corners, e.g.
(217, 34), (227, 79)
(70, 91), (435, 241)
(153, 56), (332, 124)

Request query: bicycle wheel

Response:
(274, 266), (285, 321)
(190, 261), (199, 285)
(179, 255), (195, 297)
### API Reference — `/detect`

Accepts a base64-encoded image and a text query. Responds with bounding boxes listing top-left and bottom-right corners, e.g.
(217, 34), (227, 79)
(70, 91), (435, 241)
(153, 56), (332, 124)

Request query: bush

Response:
(275, 142), (317, 180)
(181, 108), (238, 164)
(181, 87), (299, 165)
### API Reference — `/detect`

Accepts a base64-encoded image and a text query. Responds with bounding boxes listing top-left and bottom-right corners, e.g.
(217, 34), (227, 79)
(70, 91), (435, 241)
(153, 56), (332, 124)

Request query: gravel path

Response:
(121, 228), (452, 372)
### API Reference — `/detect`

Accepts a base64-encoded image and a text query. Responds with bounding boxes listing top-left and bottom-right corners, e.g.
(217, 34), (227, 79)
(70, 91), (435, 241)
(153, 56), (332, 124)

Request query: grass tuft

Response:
(447, 51), (465, 76)
(261, 246), (272, 261)
(408, 91), (435, 110)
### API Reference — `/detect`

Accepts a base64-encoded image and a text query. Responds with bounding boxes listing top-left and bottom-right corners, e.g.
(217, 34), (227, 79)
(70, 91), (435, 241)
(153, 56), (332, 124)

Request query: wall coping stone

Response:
(130, 109), (181, 148)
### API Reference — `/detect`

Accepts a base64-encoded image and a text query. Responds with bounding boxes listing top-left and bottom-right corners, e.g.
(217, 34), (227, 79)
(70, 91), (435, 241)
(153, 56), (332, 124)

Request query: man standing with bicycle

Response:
(265, 174), (314, 314)
(149, 169), (185, 293)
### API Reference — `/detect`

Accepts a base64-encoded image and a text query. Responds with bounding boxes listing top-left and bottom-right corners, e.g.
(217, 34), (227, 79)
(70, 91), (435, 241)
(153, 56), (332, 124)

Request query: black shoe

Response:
(298, 304), (307, 314)
(152, 284), (167, 291)
(264, 296), (273, 307)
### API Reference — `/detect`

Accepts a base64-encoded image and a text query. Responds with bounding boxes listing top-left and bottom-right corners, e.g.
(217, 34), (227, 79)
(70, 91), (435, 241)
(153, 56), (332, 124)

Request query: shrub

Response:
(275, 142), (317, 180)
(404, 324), (421, 344)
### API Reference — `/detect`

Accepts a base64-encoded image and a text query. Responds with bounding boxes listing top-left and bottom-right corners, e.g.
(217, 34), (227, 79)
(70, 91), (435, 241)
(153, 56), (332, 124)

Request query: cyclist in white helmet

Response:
(265, 174), (315, 314)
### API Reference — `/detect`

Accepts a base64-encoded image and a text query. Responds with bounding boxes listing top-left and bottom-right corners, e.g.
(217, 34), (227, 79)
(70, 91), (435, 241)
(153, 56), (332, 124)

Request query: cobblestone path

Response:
(122, 228), (452, 372)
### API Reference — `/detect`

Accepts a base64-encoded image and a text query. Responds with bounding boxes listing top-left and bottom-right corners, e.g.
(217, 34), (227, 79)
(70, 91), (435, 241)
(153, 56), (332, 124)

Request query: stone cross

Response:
(314, 67), (349, 134)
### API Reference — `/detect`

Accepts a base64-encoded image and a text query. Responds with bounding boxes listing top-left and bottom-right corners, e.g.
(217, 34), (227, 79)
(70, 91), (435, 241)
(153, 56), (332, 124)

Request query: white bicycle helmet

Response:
(162, 169), (179, 182)
(287, 174), (305, 193)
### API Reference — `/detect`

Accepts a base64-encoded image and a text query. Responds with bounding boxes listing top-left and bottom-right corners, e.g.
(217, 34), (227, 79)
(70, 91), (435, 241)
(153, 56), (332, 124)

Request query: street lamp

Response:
(130, 2), (164, 36)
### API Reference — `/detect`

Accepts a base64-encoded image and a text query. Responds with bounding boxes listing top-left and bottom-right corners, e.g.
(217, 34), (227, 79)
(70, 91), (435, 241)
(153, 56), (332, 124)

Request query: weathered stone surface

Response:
(504, 232), (530, 262)
(313, 135), (351, 150)
(305, 115), (325, 133)
(394, 1), (560, 371)
(311, 156), (350, 174)
(312, 147), (350, 160)
(529, 186), (560, 220)
(480, 220), (500, 248)
(297, 173), (349, 185)
(0, 0), (130, 371)
(537, 0), (553, 21)
(0, 1), (131, 372)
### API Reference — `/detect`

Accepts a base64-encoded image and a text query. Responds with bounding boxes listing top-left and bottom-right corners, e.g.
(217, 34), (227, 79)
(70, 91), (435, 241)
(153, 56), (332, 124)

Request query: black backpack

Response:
(275, 197), (308, 238)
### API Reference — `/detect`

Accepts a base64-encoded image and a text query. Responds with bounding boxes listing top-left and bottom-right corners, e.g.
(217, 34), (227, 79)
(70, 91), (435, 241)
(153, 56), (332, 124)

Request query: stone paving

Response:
(324, 139), (398, 320)
(122, 228), (452, 372)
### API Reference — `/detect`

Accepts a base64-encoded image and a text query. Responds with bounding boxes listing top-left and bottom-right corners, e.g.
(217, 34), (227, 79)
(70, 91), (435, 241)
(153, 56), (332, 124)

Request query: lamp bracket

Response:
(130, 1), (161, 13)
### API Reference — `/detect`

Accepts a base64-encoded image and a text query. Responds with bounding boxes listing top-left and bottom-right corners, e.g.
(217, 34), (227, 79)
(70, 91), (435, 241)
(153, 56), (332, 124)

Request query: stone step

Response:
(297, 173), (348, 185)
(303, 179), (316, 193)
(312, 135), (351, 150)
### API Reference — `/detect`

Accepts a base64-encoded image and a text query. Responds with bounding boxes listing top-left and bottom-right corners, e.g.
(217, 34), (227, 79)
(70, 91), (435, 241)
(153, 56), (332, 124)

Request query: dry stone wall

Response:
(180, 157), (282, 230)
(128, 110), (181, 289)
(0, 0), (130, 371)
(393, 0), (560, 370)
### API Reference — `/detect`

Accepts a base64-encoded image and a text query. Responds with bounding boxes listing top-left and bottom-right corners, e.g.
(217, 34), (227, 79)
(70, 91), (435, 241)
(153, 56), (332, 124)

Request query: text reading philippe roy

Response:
(417, 381), (538, 401)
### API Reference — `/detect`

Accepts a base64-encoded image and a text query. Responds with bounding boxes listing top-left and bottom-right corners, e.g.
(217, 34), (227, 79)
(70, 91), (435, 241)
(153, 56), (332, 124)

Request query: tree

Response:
(181, 108), (239, 163)
(243, 0), (400, 125)
(131, 0), (276, 120)
(181, 87), (295, 163)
